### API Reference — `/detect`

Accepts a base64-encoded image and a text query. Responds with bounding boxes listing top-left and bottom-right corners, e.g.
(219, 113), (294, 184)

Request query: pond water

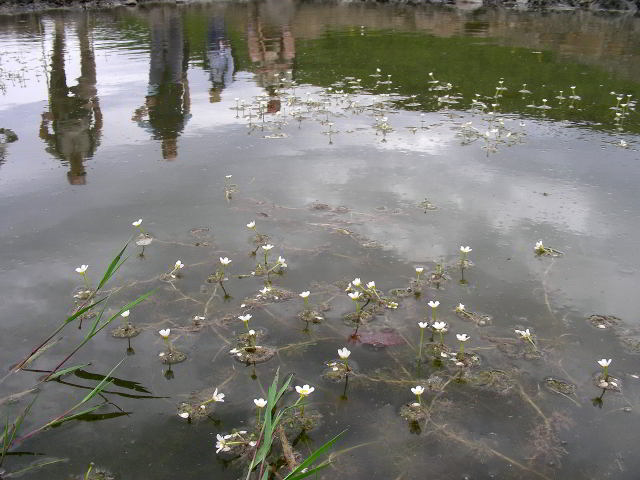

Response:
(1, 1), (640, 479)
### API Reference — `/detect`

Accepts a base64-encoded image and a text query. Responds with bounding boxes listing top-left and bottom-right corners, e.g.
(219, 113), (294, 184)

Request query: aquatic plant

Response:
(459, 246), (472, 267)
(427, 300), (440, 323)
(456, 334), (470, 359)
(515, 328), (537, 349)
(132, 218), (144, 234)
(75, 264), (90, 289)
(168, 260), (184, 278)
(299, 290), (310, 310)
(597, 358), (611, 381)
(410, 385), (424, 405)
(417, 322), (428, 361)
(338, 347), (351, 372)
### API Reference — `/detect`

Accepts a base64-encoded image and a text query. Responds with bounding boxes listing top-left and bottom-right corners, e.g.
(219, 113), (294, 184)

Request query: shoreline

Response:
(0, 0), (637, 16)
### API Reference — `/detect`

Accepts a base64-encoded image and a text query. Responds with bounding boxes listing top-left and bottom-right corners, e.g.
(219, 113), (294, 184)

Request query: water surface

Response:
(1, 2), (640, 479)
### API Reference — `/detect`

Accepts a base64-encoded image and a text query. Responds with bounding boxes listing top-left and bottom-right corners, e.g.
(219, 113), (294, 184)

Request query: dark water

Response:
(1, 1), (640, 479)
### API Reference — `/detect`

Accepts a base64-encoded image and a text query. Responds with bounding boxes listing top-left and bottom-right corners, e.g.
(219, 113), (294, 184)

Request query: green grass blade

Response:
(64, 297), (106, 326)
(96, 291), (154, 335)
(48, 404), (104, 428)
(97, 243), (129, 290)
(284, 430), (346, 479)
(4, 457), (67, 477)
(80, 358), (124, 404)
(284, 462), (331, 480)
(261, 470), (269, 480)
(46, 364), (91, 382)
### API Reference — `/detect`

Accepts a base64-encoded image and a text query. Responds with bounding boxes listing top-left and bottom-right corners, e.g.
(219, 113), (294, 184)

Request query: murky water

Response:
(1, 1), (640, 479)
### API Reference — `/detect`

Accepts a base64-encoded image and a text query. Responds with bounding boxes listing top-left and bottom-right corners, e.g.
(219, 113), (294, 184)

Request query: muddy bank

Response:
(0, 0), (638, 15)
(0, 0), (174, 15)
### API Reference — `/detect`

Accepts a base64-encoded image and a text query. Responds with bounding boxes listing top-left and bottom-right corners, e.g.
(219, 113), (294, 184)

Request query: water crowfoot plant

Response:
(456, 334), (470, 359)
(417, 322), (428, 361)
(428, 300), (439, 324)
(299, 290), (310, 311)
(338, 347), (351, 372)
(348, 291), (362, 318)
(597, 358), (611, 382)
(159, 329), (172, 352)
(295, 384), (314, 417)
(459, 246), (472, 268)
(254, 398), (267, 427)
(239, 314), (252, 333)
(432, 321), (447, 345)
(415, 266), (424, 284)
(515, 328), (537, 349)
(167, 260), (184, 279)
(534, 240), (563, 257)
(75, 264), (90, 289)
(131, 218), (144, 234)
(411, 385), (425, 405)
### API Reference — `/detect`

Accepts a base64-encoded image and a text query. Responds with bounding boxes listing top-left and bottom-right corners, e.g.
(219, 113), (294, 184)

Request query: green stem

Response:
(418, 329), (424, 360)
(431, 308), (436, 324)
(82, 273), (90, 290)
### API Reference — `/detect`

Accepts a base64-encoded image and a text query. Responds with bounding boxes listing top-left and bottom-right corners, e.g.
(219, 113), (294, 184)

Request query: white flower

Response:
(515, 329), (531, 339)
(247, 221), (256, 229)
(249, 441), (257, 447)
(299, 291), (310, 298)
(262, 244), (274, 251)
(418, 322), (428, 329)
(229, 348), (240, 354)
(432, 321), (447, 331)
(277, 256), (287, 265)
(254, 398), (267, 408)
(212, 388), (225, 402)
(598, 359), (612, 367)
(178, 412), (189, 419)
(194, 315), (205, 321)
(75, 264), (88, 274)
(238, 314), (252, 322)
(295, 384), (315, 396)
(225, 174), (232, 179)
(411, 386), (425, 396)
(460, 246), (472, 253)
(348, 292), (361, 300)
(159, 329), (170, 338)
(338, 347), (351, 359)
(428, 301), (440, 308)
(455, 303), (465, 312)
(415, 267), (424, 273)
(387, 301), (398, 309)
(174, 260), (184, 269)
(248, 329), (256, 336)
(456, 334), (470, 342)
(132, 219), (143, 227)
(535, 240), (544, 251)
(220, 257), (232, 265)
(366, 281), (376, 289)
(216, 434), (232, 453)
(259, 286), (271, 295)
(352, 278), (361, 287)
